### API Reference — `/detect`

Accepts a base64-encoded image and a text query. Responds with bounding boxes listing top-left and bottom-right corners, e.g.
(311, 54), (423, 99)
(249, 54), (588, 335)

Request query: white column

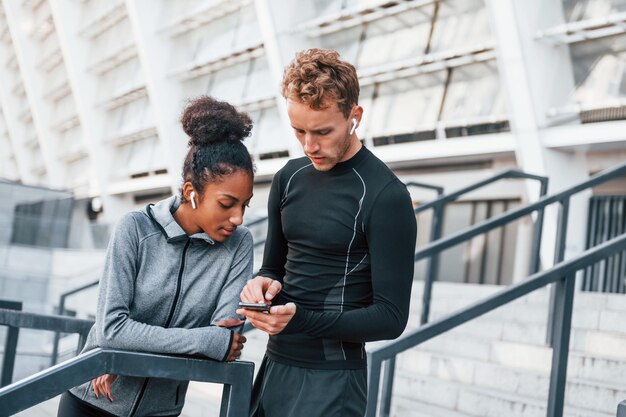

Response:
(125, 0), (183, 195)
(49, 0), (130, 220)
(486, 0), (591, 271)
(2, 0), (63, 187)
(0, 47), (33, 183)
(254, 0), (307, 158)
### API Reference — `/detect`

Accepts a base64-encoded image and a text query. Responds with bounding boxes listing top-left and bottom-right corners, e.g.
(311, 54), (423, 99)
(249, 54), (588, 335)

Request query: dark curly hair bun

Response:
(181, 96), (252, 147)
(179, 96), (255, 200)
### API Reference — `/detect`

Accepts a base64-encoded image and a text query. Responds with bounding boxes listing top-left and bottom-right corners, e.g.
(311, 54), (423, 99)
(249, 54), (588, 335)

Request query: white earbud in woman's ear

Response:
(190, 191), (197, 209)
(350, 118), (357, 135)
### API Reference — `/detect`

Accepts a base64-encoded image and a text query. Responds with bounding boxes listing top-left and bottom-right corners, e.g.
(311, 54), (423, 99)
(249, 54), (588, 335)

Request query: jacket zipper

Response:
(128, 238), (191, 417)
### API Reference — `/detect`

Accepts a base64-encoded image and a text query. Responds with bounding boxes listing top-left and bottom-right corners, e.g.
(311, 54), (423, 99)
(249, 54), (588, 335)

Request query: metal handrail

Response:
(405, 181), (444, 196)
(413, 162), (626, 264)
(367, 232), (626, 417)
(414, 169), (549, 326)
(381, 170), (547, 416)
(0, 348), (254, 417)
(371, 161), (626, 417)
(1, 308), (94, 380)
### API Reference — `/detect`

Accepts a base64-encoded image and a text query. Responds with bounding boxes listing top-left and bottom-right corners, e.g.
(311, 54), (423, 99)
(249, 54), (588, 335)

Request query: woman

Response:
(58, 96), (255, 417)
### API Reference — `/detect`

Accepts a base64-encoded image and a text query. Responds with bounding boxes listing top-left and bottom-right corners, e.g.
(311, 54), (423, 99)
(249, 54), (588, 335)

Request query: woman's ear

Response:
(182, 182), (195, 206)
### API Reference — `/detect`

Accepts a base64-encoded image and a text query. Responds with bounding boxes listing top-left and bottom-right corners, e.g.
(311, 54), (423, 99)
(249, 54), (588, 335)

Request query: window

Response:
(247, 107), (290, 159)
(356, 7), (434, 69)
(440, 61), (507, 123)
(562, 0), (626, 22)
(423, 199), (526, 286)
(570, 34), (626, 106)
(368, 72), (447, 137)
(429, 0), (491, 53)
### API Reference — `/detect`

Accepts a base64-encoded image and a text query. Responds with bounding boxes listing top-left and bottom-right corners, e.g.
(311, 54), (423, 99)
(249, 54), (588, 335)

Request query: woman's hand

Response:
(92, 374), (117, 401)
(226, 332), (247, 361)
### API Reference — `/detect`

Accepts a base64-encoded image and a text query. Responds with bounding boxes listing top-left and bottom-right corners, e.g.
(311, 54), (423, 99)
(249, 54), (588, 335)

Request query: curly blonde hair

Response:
(281, 48), (359, 119)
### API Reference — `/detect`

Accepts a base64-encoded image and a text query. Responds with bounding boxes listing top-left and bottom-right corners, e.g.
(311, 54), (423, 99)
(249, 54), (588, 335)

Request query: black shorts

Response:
(250, 357), (367, 417)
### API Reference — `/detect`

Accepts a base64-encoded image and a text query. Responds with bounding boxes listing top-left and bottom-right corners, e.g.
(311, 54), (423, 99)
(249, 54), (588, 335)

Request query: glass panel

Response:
(89, 18), (132, 67)
(429, 0), (491, 53)
(438, 203), (472, 283)
(319, 26), (363, 65)
(59, 125), (83, 157)
(126, 137), (156, 176)
(369, 72), (447, 136)
(234, 4), (262, 48)
(193, 13), (239, 63)
(355, 9), (436, 70)
(181, 74), (212, 98)
(562, 0), (626, 22)
(244, 56), (274, 101)
(150, 139), (167, 172)
(51, 91), (76, 126)
(570, 35), (626, 105)
(112, 142), (132, 179)
(97, 57), (143, 100)
(467, 202), (488, 284)
(440, 62), (506, 122)
(108, 96), (153, 138)
(357, 84), (375, 138)
(311, 0), (343, 17)
(250, 106), (289, 155)
(208, 61), (249, 103)
(66, 157), (90, 189)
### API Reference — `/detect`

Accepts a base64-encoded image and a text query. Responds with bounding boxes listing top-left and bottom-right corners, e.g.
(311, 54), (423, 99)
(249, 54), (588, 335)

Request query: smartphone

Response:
(238, 301), (271, 312)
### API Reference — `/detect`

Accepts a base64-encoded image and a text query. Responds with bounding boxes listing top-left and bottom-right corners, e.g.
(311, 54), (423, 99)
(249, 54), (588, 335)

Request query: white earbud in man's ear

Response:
(190, 191), (197, 209)
(350, 118), (358, 135)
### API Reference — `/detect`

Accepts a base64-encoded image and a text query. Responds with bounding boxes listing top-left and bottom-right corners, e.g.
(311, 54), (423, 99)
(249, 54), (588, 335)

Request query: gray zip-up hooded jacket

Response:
(69, 195), (253, 417)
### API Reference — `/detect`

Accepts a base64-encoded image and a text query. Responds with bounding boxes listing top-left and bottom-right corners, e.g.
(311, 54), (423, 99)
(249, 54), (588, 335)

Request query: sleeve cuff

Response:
(281, 304), (305, 334)
(220, 329), (234, 362)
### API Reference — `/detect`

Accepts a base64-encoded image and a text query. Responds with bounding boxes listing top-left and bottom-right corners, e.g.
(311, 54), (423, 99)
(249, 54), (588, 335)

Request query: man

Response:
(237, 48), (417, 417)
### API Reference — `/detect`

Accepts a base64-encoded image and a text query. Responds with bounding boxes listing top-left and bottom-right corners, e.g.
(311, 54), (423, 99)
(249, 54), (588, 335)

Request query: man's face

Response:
(286, 99), (361, 171)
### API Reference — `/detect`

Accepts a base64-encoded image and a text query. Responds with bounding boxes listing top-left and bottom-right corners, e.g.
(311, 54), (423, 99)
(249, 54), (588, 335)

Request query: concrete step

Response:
(394, 347), (626, 415)
(392, 371), (616, 417)
(391, 396), (474, 417)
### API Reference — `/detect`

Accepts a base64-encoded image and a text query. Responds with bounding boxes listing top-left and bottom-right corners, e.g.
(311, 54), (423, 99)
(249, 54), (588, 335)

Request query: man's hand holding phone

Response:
(238, 276), (295, 335)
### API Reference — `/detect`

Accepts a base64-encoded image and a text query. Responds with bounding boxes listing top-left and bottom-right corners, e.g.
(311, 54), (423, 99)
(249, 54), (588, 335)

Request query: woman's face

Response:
(195, 170), (253, 243)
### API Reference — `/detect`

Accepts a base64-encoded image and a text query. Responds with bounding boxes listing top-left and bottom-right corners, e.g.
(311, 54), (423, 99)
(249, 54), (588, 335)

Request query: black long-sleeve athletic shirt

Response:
(258, 146), (417, 370)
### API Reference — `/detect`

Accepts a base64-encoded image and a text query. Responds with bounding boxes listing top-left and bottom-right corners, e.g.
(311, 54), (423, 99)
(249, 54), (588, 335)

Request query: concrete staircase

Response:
(385, 282), (626, 417)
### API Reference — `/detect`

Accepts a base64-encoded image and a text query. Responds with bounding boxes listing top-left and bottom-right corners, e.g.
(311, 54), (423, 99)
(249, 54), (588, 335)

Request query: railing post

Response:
(547, 198), (570, 346)
(421, 201), (444, 325)
(617, 399), (626, 417)
(547, 270), (576, 417)
(366, 353), (383, 417)
(219, 378), (253, 417)
(51, 294), (67, 366)
(0, 301), (22, 388)
(52, 280), (99, 365)
(529, 177), (549, 274)
(380, 358), (396, 417)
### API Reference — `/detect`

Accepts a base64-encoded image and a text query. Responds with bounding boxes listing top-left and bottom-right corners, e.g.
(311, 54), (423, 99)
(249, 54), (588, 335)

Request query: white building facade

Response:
(0, 0), (625, 286)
